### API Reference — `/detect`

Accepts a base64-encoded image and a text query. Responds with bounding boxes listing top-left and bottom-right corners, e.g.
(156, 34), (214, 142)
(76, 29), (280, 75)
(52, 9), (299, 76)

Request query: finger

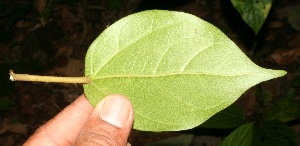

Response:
(24, 94), (93, 146)
(75, 94), (134, 146)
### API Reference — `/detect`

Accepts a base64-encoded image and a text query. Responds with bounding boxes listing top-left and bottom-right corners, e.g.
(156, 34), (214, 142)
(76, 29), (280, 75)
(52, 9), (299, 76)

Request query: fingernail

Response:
(100, 96), (132, 128)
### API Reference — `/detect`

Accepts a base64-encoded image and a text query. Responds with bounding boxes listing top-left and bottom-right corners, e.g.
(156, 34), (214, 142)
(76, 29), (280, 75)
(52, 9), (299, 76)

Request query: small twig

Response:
(9, 70), (90, 84)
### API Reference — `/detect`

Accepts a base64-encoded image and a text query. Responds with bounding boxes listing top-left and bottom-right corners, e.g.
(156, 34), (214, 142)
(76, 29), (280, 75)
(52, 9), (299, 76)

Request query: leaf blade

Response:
(231, 0), (272, 34)
(221, 123), (254, 146)
(85, 72), (284, 131)
(84, 10), (286, 131)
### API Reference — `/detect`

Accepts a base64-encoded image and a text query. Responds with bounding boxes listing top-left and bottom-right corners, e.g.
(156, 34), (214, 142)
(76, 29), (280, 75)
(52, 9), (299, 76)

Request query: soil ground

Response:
(1, 0), (300, 145)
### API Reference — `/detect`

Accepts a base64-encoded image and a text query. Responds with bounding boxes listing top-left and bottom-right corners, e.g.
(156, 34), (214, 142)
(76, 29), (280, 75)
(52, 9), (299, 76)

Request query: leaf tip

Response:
(276, 70), (287, 77)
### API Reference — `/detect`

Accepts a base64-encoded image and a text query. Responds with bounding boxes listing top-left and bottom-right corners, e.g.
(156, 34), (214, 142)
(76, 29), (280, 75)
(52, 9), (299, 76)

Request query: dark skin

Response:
(24, 94), (134, 146)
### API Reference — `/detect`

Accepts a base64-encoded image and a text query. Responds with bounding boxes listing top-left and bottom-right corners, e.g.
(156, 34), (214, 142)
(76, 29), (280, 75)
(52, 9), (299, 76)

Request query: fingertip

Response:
(98, 94), (133, 128)
(75, 94), (134, 146)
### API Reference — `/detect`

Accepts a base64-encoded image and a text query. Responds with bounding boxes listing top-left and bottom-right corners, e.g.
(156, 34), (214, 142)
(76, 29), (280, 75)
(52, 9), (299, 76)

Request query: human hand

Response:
(24, 94), (134, 146)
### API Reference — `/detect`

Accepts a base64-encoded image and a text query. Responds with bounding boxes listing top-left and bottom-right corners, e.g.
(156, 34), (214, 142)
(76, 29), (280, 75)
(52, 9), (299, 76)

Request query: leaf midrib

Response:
(90, 71), (275, 80)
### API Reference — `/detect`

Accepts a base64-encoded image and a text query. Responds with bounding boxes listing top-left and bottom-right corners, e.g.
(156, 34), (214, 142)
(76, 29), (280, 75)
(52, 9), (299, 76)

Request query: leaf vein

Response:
(91, 72), (270, 80)
(181, 43), (223, 72)
(92, 21), (186, 76)
(154, 80), (198, 109)
(91, 82), (109, 95)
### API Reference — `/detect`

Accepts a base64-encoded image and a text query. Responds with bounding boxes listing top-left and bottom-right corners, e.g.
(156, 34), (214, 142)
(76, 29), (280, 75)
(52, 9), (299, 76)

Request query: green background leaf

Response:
(222, 121), (298, 146)
(200, 104), (246, 129)
(288, 6), (300, 32)
(84, 10), (286, 131)
(221, 123), (254, 146)
(265, 88), (300, 123)
(252, 121), (298, 146)
(231, 0), (272, 34)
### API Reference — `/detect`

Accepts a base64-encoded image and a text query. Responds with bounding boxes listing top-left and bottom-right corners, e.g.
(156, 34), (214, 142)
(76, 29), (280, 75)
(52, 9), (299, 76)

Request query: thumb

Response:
(75, 94), (134, 146)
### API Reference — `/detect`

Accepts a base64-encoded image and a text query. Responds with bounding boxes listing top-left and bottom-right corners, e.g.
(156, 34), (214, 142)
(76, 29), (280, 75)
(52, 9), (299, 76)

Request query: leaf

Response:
(252, 121), (298, 146)
(0, 97), (14, 111)
(107, 0), (122, 9)
(288, 6), (300, 32)
(265, 90), (300, 123)
(231, 0), (272, 34)
(200, 104), (246, 129)
(221, 123), (254, 146)
(144, 134), (193, 146)
(84, 10), (286, 131)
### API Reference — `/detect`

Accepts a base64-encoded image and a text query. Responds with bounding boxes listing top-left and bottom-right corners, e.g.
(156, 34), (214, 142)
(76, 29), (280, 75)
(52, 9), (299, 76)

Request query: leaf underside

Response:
(84, 10), (286, 131)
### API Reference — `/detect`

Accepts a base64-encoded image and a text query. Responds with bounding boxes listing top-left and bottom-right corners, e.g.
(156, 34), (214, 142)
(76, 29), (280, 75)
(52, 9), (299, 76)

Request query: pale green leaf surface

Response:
(84, 10), (286, 131)
(231, 0), (272, 34)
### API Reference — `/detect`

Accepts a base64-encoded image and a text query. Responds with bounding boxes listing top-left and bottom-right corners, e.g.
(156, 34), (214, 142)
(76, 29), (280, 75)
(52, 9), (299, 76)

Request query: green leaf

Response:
(265, 95), (300, 123)
(231, 0), (272, 34)
(0, 97), (14, 111)
(200, 104), (246, 129)
(288, 6), (300, 32)
(107, 0), (122, 9)
(252, 121), (298, 146)
(84, 10), (286, 131)
(144, 134), (193, 146)
(221, 123), (254, 146)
